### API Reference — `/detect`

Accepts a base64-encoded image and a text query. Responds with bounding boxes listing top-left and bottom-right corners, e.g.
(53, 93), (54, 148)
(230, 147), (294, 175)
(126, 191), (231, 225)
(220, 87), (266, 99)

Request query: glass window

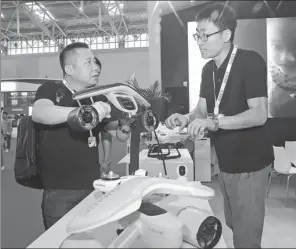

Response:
(89, 37), (96, 45)
(125, 42), (132, 48)
(85, 37), (91, 44)
(32, 40), (37, 47)
(4, 32), (150, 55)
(39, 41), (44, 49)
(110, 36), (116, 43)
(26, 40), (32, 47)
(97, 37), (103, 43)
(12, 41), (19, 49)
(21, 40), (27, 48)
(8, 41), (13, 49)
(90, 43), (97, 50)
(144, 40), (149, 47)
(103, 43), (109, 49)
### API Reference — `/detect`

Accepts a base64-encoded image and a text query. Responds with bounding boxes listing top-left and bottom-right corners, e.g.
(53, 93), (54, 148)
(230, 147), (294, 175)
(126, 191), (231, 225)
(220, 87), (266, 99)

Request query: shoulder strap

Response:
(37, 86), (64, 153)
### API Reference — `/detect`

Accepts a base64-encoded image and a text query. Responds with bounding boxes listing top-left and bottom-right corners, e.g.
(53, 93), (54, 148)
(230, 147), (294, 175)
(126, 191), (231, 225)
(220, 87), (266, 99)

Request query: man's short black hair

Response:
(3, 112), (8, 115)
(59, 42), (89, 76)
(95, 57), (102, 70)
(195, 2), (237, 41)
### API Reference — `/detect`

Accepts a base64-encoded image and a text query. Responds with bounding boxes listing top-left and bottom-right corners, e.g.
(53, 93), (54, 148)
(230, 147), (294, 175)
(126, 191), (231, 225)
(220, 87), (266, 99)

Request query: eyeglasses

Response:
(192, 29), (225, 43)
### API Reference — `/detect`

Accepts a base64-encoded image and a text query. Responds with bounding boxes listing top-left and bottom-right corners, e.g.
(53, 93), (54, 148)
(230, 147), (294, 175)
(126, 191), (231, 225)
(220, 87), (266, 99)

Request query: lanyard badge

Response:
(88, 130), (97, 147)
(213, 46), (238, 115)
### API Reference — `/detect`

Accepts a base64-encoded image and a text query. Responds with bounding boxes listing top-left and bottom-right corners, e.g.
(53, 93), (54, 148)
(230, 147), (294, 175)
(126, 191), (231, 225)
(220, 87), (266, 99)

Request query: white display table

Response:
(118, 149), (194, 180)
(27, 185), (227, 248)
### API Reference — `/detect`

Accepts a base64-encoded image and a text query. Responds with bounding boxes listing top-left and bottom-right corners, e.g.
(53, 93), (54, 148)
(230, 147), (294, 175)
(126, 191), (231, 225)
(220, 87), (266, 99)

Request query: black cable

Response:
(153, 130), (168, 176)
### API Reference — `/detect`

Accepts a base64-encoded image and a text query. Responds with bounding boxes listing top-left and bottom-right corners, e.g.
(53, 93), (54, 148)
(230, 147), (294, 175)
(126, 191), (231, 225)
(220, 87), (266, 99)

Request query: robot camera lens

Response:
(82, 111), (93, 123)
(179, 165), (186, 176)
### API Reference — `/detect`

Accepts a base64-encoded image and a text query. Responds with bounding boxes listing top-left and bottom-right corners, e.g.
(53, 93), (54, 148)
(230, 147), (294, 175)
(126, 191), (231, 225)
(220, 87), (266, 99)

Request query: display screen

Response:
(267, 17), (296, 118)
(4, 91), (36, 107)
(188, 17), (296, 118)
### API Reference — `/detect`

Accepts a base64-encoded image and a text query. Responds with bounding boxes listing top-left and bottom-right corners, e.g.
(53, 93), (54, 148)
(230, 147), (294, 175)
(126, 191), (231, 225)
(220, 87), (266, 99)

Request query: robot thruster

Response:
(60, 174), (223, 248)
(67, 82), (159, 133)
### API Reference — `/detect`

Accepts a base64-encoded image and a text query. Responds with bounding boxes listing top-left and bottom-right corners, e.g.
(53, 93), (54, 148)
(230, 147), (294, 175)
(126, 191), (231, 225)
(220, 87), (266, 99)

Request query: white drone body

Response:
(93, 174), (145, 193)
(72, 82), (151, 117)
(63, 174), (216, 248)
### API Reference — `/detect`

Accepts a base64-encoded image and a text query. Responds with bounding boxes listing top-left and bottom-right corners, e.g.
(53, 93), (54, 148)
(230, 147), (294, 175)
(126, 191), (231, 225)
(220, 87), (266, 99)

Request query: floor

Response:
(1, 134), (296, 248)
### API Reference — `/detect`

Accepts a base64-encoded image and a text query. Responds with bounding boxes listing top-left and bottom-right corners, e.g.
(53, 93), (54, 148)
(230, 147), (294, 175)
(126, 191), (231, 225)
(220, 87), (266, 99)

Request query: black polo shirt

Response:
(35, 82), (119, 190)
(200, 46), (274, 173)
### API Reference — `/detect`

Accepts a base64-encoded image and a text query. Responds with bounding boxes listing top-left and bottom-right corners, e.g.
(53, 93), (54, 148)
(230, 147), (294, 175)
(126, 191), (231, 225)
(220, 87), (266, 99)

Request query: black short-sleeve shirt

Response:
(200, 46), (274, 173)
(34, 82), (118, 190)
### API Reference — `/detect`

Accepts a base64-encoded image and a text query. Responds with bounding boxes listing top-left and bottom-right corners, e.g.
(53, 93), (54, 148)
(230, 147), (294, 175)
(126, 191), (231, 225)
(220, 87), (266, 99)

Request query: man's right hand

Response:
(92, 101), (111, 121)
(165, 113), (189, 132)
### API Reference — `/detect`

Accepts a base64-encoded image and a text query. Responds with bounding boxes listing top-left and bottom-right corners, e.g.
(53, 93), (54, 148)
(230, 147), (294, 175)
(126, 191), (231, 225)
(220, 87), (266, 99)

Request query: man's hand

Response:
(92, 102), (111, 122)
(101, 161), (111, 175)
(165, 113), (188, 132)
(187, 118), (216, 137)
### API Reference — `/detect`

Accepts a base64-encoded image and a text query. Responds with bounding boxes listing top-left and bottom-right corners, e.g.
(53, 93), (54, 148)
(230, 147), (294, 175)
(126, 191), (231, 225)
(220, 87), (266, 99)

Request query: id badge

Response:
(88, 136), (97, 147)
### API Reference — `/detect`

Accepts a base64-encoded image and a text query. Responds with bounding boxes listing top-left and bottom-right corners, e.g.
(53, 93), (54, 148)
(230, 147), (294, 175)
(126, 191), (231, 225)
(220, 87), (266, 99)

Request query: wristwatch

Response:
(211, 116), (219, 131)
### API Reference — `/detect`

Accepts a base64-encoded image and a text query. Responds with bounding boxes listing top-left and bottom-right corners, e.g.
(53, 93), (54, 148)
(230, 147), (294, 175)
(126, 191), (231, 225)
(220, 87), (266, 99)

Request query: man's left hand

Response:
(187, 118), (216, 137)
(118, 118), (132, 134)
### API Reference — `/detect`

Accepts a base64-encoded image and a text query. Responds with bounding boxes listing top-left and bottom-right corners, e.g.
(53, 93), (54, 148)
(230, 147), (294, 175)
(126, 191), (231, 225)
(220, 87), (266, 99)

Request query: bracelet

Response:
(212, 117), (219, 131)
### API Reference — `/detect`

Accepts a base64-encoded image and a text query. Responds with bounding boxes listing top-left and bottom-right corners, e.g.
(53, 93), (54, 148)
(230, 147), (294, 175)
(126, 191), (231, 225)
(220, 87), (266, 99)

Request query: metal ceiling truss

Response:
(15, 1), (68, 45)
(1, 1), (148, 53)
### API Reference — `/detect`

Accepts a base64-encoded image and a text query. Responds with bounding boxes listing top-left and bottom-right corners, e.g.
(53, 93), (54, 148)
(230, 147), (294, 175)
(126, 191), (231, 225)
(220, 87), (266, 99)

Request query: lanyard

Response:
(213, 45), (238, 115)
(62, 79), (75, 94)
(62, 79), (96, 139)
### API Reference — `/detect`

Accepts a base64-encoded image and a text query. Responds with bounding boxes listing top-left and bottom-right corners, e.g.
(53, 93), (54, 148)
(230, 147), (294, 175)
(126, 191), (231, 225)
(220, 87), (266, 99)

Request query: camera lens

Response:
(82, 111), (93, 123)
(179, 165), (186, 176)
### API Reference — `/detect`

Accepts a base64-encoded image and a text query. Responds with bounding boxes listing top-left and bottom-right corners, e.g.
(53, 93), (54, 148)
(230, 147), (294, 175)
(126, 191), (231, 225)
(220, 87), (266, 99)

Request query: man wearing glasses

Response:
(165, 3), (274, 248)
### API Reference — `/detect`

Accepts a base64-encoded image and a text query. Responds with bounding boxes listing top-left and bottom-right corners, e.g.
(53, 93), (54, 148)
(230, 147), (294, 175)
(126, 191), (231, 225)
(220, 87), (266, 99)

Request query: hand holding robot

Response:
(66, 82), (159, 133)
(91, 101), (112, 121)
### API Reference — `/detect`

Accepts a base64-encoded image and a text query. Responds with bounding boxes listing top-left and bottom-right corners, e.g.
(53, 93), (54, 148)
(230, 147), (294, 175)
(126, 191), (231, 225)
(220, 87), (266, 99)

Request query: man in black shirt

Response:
(165, 3), (274, 248)
(33, 42), (132, 229)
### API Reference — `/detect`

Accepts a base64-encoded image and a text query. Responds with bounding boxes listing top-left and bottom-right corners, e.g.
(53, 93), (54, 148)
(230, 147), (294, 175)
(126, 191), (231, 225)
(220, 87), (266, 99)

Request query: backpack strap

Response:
(36, 85), (65, 154)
